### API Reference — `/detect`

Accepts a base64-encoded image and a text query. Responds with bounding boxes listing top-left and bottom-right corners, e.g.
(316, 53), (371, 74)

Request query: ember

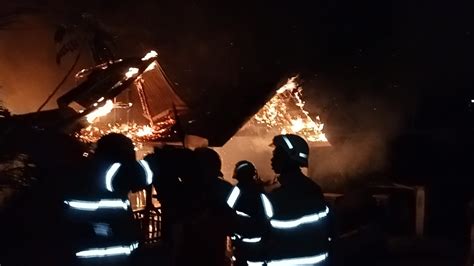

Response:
(75, 119), (175, 145)
(74, 50), (176, 147)
(125, 67), (139, 79)
(253, 77), (327, 142)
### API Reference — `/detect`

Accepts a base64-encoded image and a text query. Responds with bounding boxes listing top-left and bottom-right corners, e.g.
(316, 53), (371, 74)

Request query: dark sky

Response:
(1, 0), (473, 135)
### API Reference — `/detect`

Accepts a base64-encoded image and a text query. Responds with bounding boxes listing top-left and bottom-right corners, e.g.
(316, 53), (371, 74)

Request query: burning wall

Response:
(216, 77), (328, 182)
(217, 77), (396, 191)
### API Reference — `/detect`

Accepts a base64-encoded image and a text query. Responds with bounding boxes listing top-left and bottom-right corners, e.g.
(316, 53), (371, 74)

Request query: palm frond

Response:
(55, 13), (116, 65)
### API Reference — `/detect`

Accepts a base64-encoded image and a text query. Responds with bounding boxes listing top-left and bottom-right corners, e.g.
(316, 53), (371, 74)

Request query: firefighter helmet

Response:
(271, 134), (309, 167)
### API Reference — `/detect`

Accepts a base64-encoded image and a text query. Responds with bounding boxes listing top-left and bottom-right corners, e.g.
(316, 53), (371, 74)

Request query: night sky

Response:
(1, 0), (473, 164)
(2, 0), (473, 129)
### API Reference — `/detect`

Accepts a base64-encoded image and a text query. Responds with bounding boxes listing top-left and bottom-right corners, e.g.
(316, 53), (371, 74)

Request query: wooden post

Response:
(415, 186), (425, 237)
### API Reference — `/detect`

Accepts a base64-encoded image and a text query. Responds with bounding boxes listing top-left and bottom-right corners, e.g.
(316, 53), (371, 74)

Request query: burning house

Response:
(0, 47), (331, 179)
(1, 48), (332, 242)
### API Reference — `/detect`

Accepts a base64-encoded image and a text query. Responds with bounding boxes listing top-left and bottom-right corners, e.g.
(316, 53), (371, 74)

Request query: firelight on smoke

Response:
(253, 77), (327, 142)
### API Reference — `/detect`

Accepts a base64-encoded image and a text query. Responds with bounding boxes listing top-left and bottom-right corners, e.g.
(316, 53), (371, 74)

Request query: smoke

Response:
(303, 78), (411, 191)
(216, 130), (394, 192)
(216, 76), (411, 192)
(215, 135), (275, 184)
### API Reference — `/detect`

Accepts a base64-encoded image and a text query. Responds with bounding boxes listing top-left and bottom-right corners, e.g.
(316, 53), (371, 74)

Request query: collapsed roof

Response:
(52, 52), (279, 146)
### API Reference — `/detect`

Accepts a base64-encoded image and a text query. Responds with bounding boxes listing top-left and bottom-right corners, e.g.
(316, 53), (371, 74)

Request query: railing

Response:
(130, 186), (162, 244)
(133, 207), (161, 244)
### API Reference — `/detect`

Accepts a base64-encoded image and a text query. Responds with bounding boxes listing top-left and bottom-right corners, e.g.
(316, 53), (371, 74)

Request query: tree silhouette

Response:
(37, 13), (117, 111)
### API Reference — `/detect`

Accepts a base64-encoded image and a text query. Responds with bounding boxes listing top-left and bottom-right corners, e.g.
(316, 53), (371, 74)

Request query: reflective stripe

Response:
(270, 206), (329, 229)
(105, 163), (121, 192)
(236, 210), (250, 217)
(243, 237), (262, 243)
(92, 223), (112, 236)
(76, 242), (139, 258)
(138, 160), (153, 185)
(260, 194), (274, 218)
(248, 252), (328, 266)
(236, 163), (250, 171)
(227, 186), (241, 208)
(64, 199), (130, 211)
(299, 152), (308, 158)
(282, 136), (294, 149)
(233, 233), (262, 243)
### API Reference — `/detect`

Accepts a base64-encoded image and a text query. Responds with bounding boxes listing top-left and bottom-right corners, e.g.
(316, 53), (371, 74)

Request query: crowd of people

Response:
(3, 132), (332, 266)
(143, 133), (332, 266)
(2, 130), (471, 265)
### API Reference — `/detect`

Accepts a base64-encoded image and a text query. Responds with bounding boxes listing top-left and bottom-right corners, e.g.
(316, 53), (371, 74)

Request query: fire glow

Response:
(142, 50), (158, 61)
(125, 67), (139, 79)
(253, 77), (327, 142)
(86, 100), (114, 123)
(75, 119), (175, 145)
(75, 50), (176, 145)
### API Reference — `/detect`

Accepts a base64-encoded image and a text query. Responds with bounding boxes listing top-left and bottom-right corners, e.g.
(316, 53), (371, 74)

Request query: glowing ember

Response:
(142, 50), (158, 61)
(86, 100), (114, 123)
(145, 61), (157, 73)
(253, 77), (327, 142)
(75, 50), (176, 147)
(125, 67), (139, 79)
(136, 125), (154, 137)
(76, 119), (175, 145)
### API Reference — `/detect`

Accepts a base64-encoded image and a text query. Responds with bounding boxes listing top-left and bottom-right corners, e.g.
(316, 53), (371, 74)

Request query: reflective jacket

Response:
(248, 172), (331, 266)
(227, 184), (271, 262)
(63, 160), (152, 260)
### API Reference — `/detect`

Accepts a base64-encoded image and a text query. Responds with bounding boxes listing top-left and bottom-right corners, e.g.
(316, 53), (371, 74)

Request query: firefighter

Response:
(229, 161), (268, 266)
(231, 160), (265, 219)
(191, 147), (234, 266)
(194, 147), (233, 205)
(245, 134), (331, 266)
(63, 133), (152, 265)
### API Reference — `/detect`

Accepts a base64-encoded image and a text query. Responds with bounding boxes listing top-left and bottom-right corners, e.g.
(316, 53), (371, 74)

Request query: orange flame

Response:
(75, 50), (174, 148)
(86, 100), (114, 123)
(136, 125), (154, 137)
(253, 77), (327, 142)
(76, 119), (175, 145)
(125, 67), (139, 79)
(142, 50), (158, 61)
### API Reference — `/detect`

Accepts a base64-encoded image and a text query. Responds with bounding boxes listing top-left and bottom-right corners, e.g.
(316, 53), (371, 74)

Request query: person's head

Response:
(233, 160), (257, 184)
(270, 134), (309, 175)
(194, 147), (223, 180)
(95, 133), (135, 163)
(147, 146), (196, 204)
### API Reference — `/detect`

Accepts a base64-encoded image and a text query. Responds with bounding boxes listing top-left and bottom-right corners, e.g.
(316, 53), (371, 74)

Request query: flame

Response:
(86, 100), (114, 123)
(253, 77), (327, 142)
(142, 50), (158, 61)
(125, 67), (139, 79)
(136, 125), (154, 137)
(144, 61), (157, 73)
(74, 49), (176, 148)
(276, 76), (298, 94)
(76, 119), (175, 146)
